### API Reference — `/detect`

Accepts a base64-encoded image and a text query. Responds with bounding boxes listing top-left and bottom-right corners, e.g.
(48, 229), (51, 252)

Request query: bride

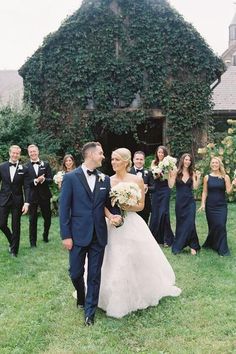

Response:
(98, 148), (181, 318)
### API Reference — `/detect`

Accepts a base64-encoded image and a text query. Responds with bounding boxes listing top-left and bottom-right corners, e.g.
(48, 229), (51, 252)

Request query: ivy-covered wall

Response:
(19, 0), (225, 157)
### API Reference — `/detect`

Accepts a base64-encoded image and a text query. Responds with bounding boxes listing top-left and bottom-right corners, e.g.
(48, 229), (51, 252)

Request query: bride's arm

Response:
(122, 179), (145, 212)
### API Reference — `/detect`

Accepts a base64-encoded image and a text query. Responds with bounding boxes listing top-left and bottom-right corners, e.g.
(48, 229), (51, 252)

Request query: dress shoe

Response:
(43, 234), (49, 243)
(10, 252), (17, 258)
(30, 244), (37, 248)
(84, 317), (94, 326)
(76, 297), (84, 310)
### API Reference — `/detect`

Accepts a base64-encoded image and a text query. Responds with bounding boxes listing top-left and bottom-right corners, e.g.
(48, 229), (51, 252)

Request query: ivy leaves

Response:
(19, 0), (224, 157)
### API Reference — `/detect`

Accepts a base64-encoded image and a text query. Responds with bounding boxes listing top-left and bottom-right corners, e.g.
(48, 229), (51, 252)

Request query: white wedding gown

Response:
(98, 212), (181, 318)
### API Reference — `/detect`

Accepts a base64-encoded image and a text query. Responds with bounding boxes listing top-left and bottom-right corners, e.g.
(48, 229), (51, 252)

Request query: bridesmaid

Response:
(149, 146), (174, 246)
(54, 154), (76, 189)
(169, 153), (201, 255)
(199, 157), (234, 256)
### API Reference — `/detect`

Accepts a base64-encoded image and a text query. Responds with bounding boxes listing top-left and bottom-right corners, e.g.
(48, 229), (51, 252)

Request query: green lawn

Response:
(0, 203), (236, 354)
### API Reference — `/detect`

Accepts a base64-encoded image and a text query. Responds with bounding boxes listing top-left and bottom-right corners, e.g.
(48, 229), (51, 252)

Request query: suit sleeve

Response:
(23, 167), (30, 203)
(59, 174), (73, 239)
(44, 163), (53, 184)
(147, 171), (155, 193)
(105, 177), (120, 215)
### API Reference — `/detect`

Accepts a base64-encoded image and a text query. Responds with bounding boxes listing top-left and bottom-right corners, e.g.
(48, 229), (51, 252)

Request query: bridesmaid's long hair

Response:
(177, 153), (194, 180)
(62, 154), (76, 172)
(210, 156), (226, 178)
(152, 145), (168, 167)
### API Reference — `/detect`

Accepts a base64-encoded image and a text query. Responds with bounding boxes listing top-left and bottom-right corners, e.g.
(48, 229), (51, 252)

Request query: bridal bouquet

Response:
(152, 155), (177, 180)
(53, 171), (65, 185)
(110, 182), (142, 219)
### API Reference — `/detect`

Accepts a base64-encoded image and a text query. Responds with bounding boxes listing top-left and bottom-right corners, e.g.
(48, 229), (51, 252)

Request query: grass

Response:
(0, 203), (236, 354)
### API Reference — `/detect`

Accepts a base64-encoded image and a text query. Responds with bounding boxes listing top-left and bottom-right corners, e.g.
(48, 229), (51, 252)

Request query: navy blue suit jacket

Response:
(59, 166), (111, 247)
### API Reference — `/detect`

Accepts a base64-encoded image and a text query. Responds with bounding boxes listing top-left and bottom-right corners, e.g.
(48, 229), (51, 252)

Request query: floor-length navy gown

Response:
(149, 178), (174, 246)
(202, 175), (230, 256)
(172, 178), (200, 254)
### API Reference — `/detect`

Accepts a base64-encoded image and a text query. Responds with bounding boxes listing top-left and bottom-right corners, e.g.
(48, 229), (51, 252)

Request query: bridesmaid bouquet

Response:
(110, 182), (142, 218)
(152, 155), (177, 180)
(53, 170), (65, 185)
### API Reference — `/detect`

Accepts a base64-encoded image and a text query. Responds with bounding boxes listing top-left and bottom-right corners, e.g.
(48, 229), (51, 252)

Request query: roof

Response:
(0, 70), (23, 107)
(212, 65), (236, 111)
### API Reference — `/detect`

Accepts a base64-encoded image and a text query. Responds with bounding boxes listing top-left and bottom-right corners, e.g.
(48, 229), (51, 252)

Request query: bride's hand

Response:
(110, 215), (123, 226)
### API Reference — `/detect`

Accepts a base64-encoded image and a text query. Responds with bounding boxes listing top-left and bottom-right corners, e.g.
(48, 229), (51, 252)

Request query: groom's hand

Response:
(63, 238), (73, 250)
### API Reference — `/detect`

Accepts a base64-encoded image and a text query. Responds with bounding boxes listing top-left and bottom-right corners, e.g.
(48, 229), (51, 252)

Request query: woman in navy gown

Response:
(149, 146), (174, 246)
(199, 157), (235, 256)
(169, 154), (201, 255)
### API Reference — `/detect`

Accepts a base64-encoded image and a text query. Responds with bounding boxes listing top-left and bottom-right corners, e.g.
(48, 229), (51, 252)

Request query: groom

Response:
(60, 142), (121, 326)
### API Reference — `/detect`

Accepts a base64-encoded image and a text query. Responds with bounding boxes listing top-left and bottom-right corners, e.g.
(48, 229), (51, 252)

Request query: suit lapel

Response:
(76, 167), (93, 200)
(93, 173), (101, 206)
(5, 163), (12, 182)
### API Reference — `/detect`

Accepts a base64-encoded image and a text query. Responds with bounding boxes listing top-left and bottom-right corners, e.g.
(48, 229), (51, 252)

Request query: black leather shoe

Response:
(84, 317), (94, 326)
(10, 252), (17, 257)
(76, 298), (84, 309)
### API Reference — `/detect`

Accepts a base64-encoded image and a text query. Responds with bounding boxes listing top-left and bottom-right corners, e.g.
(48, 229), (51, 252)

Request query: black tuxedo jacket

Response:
(0, 161), (30, 207)
(130, 166), (154, 214)
(25, 161), (53, 203)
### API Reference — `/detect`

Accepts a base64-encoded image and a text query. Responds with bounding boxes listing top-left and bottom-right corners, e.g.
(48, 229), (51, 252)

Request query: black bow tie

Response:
(31, 161), (40, 165)
(136, 169), (143, 173)
(9, 162), (17, 167)
(87, 169), (97, 176)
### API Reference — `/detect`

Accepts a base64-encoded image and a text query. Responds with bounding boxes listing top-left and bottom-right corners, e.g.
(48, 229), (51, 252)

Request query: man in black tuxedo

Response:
(0, 145), (29, 257)
(26, 144), (53, 247)
(130, 151), (154, 224)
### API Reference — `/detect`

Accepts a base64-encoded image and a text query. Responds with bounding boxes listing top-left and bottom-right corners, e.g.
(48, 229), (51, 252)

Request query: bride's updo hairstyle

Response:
(112, 148), (132, 171)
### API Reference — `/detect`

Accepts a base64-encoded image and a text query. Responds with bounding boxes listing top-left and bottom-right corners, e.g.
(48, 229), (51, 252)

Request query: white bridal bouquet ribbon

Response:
(152, 155), (177, 180)
(110, 182), (142, 219)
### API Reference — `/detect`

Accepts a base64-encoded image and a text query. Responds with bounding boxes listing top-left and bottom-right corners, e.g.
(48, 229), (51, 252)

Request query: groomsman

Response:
(130, 151), (154, 224)
(26, 144), (53, 247)
(0, 145), (29, 257)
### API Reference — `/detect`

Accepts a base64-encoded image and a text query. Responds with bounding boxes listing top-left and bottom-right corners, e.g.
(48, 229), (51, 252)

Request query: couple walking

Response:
(59, 142), (181, 325)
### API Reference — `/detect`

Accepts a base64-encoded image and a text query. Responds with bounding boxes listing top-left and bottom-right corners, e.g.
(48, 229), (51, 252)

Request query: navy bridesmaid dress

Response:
(202, 175), (230, 256)
(149, 178), (174, 246)
(172, 178), (200, 254)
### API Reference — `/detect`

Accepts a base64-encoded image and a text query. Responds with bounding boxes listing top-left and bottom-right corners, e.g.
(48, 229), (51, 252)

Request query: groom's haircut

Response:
(134, 151), (145, 158)
(82, 142), (101, 159)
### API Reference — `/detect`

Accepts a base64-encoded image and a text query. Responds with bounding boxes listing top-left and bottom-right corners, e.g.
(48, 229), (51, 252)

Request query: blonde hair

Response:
(210, 156), (226, 177)
(112, 148), (132, 171)
(9, 145), (21, 153)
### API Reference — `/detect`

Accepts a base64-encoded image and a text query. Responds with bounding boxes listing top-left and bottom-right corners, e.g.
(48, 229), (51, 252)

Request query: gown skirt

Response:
(172, 178), (200, 254)
(149, 179), (174, 246)
(202, 175), (230, 256)
(98, 212), (181, 318)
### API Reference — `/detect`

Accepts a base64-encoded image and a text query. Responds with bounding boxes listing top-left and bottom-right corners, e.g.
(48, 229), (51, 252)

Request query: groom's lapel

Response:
(75, 167), (93, 200)
(93, 172), (102, 205)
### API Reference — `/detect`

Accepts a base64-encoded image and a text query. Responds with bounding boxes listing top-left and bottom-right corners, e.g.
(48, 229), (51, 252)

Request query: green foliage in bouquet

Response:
(196, 119), (236, 201)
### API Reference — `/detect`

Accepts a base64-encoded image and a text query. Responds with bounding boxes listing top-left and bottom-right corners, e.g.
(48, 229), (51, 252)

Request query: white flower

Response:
(144, 169), (149, 176)
(152, 155), (176, 180)
(18, 164), (23, 170)
(53, 171), (65, 184)
(40, 161), (44, 167)
(98, 172), (105, 182)
(110, 182), (142, 218)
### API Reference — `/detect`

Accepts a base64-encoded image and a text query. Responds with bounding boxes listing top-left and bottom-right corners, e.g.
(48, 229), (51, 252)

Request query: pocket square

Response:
(100, 187), (106, 190)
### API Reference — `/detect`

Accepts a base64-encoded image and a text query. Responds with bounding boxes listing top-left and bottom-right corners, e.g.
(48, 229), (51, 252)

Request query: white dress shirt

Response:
(9, 160), (18, 182)
(81, 164), (96, 192)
